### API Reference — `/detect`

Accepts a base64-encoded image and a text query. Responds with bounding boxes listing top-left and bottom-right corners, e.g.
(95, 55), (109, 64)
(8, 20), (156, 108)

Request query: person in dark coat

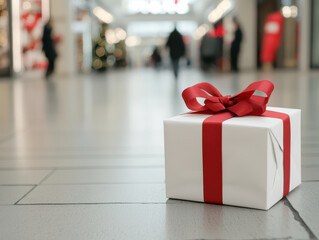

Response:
(42, 20), (57, 78)
(166, 27), (185, 79)
(230, 18), (243, 72)
(151, 47), (162, 68)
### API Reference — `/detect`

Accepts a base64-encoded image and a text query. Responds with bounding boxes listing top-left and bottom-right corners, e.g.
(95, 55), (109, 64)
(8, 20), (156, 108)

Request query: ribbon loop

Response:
(182, 80), (274, 116)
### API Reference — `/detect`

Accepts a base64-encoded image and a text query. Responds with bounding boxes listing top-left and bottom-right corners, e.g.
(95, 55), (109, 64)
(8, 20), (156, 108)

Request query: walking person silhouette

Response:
(166, 26), (185, 79)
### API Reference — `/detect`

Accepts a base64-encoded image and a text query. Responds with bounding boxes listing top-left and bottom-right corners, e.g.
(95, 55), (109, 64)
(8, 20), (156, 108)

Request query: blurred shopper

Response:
(200, 23), (223, 71)
(151, 47), (162, 68)
(42, 20), (57, 78)
(166, 27), (185, 79)
(230, 18), (243, 72)
(200, 33), (218, 71)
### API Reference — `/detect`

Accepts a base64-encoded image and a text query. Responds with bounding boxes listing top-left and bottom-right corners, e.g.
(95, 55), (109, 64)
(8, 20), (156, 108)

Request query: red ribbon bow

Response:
(182, 80), (274, 116)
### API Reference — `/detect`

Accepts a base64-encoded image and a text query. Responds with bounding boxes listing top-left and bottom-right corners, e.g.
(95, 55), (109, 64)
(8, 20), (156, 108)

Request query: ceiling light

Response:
(93, 6), (113, 23)
(208, 0), (233, 23)
(115, 28), (127, 41)
(125, 36), (141, 47)
(281, 6), (291, 18)
(290, 5), (298, 18)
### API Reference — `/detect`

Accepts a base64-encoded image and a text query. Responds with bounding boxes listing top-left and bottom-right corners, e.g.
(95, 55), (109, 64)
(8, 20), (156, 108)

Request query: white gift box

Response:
(164, 107), (301, 210)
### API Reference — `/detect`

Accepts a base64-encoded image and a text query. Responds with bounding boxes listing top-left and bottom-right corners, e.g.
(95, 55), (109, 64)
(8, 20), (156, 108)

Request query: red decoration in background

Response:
(207, 25), (225, 38)
(54, 36), (63, 44)
(260, 11), (284, 63)
(22, 39), (37, 52)
(20, 0), (49, 70)
(33, 61), (48, 69)
(21, 12), (42, 32)
(182, 36), (191, 44)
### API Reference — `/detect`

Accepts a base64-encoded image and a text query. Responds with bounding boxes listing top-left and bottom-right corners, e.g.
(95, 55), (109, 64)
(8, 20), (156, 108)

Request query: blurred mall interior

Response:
(0, 0), (318, 75)
(1, 0), (319, 239)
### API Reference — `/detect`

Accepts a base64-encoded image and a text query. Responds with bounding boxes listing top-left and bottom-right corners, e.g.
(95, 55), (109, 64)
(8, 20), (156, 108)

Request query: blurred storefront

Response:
(20, 0), (50, 71)
(3, 0), (51, 76)
(257, 0), (300, 70)
(0, 0), (10, 76)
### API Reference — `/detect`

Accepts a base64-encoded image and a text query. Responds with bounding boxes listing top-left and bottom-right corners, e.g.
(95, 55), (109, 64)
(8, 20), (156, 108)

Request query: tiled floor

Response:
(0, 68), (318, 239)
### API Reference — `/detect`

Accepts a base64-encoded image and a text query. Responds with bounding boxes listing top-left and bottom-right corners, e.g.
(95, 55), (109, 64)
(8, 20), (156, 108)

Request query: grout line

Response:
(301, 180), (319, 182)
(38, 169), (56, 185)
(14, 185), (37, 205)
(301, 153), (319, 157)
(0, 168), (56, 171)
(35, 182), (166, 186)
(283, 198), (318, 240)
(0, 184), (37, 187)
(302, 165), (319, 168)
(188, 238), (293, 240)
(13, 169), (56, 205)
(16, 202), (182, 206)
(0, 154), (164, 160)
(0, 165), (165, 171)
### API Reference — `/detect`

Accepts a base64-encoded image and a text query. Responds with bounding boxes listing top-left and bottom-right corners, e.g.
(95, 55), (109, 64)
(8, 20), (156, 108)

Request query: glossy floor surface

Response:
(0, 68), (318, 239)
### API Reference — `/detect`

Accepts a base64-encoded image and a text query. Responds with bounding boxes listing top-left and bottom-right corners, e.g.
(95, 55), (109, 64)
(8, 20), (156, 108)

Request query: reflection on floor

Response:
(0, 68), (318, 239)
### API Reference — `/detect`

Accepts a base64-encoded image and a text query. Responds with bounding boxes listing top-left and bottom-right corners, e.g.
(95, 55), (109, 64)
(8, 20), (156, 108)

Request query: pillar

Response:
(50, 0), (76, 75)
(298, 0), (310, 71)
(234, 0), (257, 70)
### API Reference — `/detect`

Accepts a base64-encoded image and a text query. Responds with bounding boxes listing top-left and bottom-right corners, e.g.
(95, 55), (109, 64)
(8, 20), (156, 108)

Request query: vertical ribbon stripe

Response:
(202, 112), (234, 204)
(261, 110), (291, 197)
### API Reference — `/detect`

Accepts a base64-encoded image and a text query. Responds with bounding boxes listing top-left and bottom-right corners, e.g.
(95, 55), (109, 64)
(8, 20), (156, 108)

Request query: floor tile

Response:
(287, 182), (319, 238)
(19, 184), (166, 204)
(0, 201), (309, 240)
(0, 67), (318, 238)
(42, 168), (165, 184)
(302, 166), (319, 181)
(0, 132), (164, 149)
(0, 147), (164, 159)
(0, 170), (52, 185)
(0, 186), (34, 205)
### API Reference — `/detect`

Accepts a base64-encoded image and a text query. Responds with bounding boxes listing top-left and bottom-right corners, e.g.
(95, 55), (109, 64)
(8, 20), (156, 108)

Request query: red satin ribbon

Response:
(183, 80), (291, 203)
(182, 80), (274, 116)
